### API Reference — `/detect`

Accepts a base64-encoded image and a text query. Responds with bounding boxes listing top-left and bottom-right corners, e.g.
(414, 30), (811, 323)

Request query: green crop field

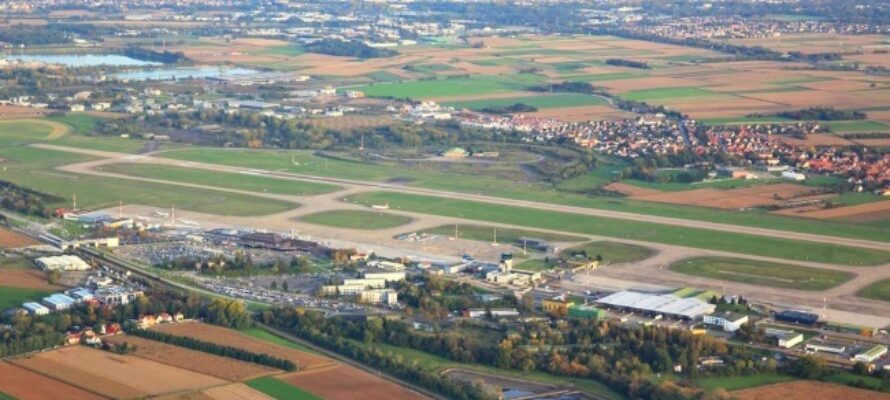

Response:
(414, 224), (585, 244)
(699, 116), (797, 125)
(669, 257), (854, 290)
(246, 377), (322, 400)
(99, 163), (341, 196)
(241, 327), (324, 355)
(442, 93), (607, 110)
(621, 87), (714, 101)
(695, 373), (795, 391)
(301, 209), (412, 230)
(0, 287), (54, 310)
(828, 120), (889, 132)
(562, 241), (655, 264)
(158, 147), (890, 244)
(346, 191), (890, 265)
(857, 279), (890, 302)
(0, 391), (15, 400)
(353, 73), (544, 99)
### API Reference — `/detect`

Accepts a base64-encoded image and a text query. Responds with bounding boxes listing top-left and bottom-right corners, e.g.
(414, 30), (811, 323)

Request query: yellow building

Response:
(542, 298), (574, 315)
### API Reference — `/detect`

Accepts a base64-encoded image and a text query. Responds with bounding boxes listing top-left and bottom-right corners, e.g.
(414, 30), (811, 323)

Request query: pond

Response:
(114, 66), (259, 81)
(2, 53), (160, 67)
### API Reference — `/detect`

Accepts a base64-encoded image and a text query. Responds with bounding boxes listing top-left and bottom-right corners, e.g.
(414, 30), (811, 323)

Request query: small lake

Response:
(114, 66), (259, 81)
(2, 53), (160, 67)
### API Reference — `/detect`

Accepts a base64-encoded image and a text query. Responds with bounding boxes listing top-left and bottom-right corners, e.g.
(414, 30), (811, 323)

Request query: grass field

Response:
(241, 327), (324, 355)
(346, 192), (890, 266)
(246, 377), (322, 400)
(442, 93), (607, 110)
(669, 257), (854, 290)
(300, 210), (413, 230)
(828, 120), (890, 132)
(354, 73), (543, 99)
(823, 372), (887, 391)
(856, 279), (890, 302)
(414, 224), (586, 244)
(0, 391), (13, 400)
(99, 163), (341, 196)
(0, 286), (53, 310)
(562, 241), (655, 264)
(696, 373), (796, 391)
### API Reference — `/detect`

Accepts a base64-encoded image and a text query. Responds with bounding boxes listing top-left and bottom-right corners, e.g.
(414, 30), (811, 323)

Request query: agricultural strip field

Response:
(441, 93), (607, 110)
(245, 377), (322, 400)
(695, 373), (796, 391)
(201, 383), (277, 400)
(300, 210), (413, 230)
(99, 163), (342, 196)
(620, 87), (714, 101)
(0, 287), (54, 310)
(668, 257), (854, 290)
(156, 148), (890, 243)
(857, 279), (890, 302)
(103, 335), (278, 381)
(241, 327), (324, 355)
(0, 227), (40, 249)
(345, 192), (890, 266)
(413, 224), (586, 244)
(562, 241), (656, 265)
(732, 380), (889, 400)
(0, 361), (105, 400)
(279, 365), (427, 400)
(0, 257), (60, 291)
(10, 346), (226, 399)
(352, 74), (544, 99)
(151, 322), (335, 371)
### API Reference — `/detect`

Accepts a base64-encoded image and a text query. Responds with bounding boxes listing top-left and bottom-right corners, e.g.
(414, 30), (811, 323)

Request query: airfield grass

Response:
(99, 163), (341, 196)
(621, 87), (714, 101)
(0, 287), (53, 310)
(354, 73), (544, 99)
(695, 373), (796, 391)
(668, 257), (854, 290)
(300, 210), (412, 230)
(856, 279), (890, 302)
(158, 147), (890, 244)
(562, 241), (656, 265)
(442, 93), (607, 110)
(414, 224), (586, 244)
(345, 191), (890, 266)
(246, 377), (322, 400)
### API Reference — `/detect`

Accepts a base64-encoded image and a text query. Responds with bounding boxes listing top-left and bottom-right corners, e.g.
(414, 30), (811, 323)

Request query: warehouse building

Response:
(42, 294), (77, 311)
(23, 302), (50, 316)
(363, 271), (406, 282)
(774, 310), (819, 325)
(765, 328), (803, 348)
(805, 341), (847, 355)
(594, 291), (716, 320)
(36, 255), (91, 271)
(854, 345), (888, 363)
(702, 312), (749, 332)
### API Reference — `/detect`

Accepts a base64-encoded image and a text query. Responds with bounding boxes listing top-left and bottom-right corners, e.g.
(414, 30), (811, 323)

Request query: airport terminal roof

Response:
(595, 291), (715, 319)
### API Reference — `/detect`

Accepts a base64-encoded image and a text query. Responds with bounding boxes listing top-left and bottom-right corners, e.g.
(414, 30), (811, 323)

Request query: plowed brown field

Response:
(203, 383), (274, 400)
(733, 380), (890, 400)
(0, 227), (40, 249)
(282, 365), (428, 400)
(0, 361), (106, 400)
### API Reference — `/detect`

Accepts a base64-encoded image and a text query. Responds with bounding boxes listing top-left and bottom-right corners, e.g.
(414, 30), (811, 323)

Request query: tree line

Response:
(0, 180), (59, 218)
(127, 328), (296, 371)
(304, 39), (397, 59)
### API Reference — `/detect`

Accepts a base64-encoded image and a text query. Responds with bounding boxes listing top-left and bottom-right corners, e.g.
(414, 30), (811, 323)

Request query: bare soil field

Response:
(728, 33), (888, 55)
(0, 105), (49, 119)
(153, 392), (216, 400)
(0, 269), (59, 290)
(281, 365), (427, 400)
(0, 361), (106, 400)
(779, 133), (854, 147)
(605, 182), (663, 197)
(0, 227), (40, 249)
(732, 380), (890, 400)
(104, 335), (278, 381)
(632, 183), (826, 209)
(851, 138), (890, 147)
(11, 346), (226, 399)
(202, 383), (274, 400)
(772, 199), (890, 222)
(152, 322), (335, 371)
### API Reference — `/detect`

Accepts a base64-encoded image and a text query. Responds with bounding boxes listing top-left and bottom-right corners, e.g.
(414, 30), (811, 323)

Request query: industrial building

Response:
(854, 345), (888, 363)
(463, 308), (519, 318)
(805, 341), (847, 355)
(42, 294), (77, 311)
(702, 312), (749, 332)
(23, 302), (49, 316)
(594, 291), (716, 320)
(774, 310), (819, 325)
(765, 328), (803, 348)
(67, 288), (94, 302)
(36, 255), (91, 271)
(363, 271), (406, 282)
(567, 304), (606, 320)
(360, 289), (398, 306)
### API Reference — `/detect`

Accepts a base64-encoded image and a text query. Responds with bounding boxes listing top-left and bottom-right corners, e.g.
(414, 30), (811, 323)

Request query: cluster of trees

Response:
(775, 107), (867, 121)
(304, 39), (397, 58)
(606, 58), (651, 69)
(392, 276), (518, 319)
(127, 328), (296, 371)
(478, 103), (538, 114)
(0, 23), (115, 45)
(162, 252), (312, 277)
(203, 298), (251, 329)
(0, 180), (58, 218)
(122, 47), (187, 64)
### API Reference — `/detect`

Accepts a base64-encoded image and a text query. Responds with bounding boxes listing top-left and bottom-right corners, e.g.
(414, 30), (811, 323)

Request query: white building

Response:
(854, 345), (888, 363)
(702, 312), (749, 332)
(782, 171), (806, 181)
(342, 278), (386, 288)
(360, 289), (398, 305)
(805, 342), (846, 355)
(363, 271), (406, 282)
(42, 294), (77, 311)
(36, 255), (91, 271)
(765, 328), (803, 349)
(23, 302), (50, 316)
(594, 291), (716, 320)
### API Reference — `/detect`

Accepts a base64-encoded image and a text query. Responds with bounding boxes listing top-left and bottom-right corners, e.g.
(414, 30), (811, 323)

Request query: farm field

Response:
(0, 257), (60, 291)
(10, 346), (226, 399)
(732, 380), (889, 400)
(0, 287), (54, 310)
(668, 257), (854, 290)
(300, 210), (413, 230)
(201, 383), (276, 400)
(354, 73), (544, 99)
(245, 377), (322, 400)
(280, 364), (427, 400)
(562, 241), (656, 265)
(695, 373), (796, 391)
(0, 227), (40, 249)
(346, 191), (890, 266)
(98, 163), (341, 196)
(857, 279), (890, 302)
(240, 327), (324, 355)
(413, 224), (586, 244)
(103, 335), (278, 381)
(156, 147), (890, 243)
(626, 183), (829, 210)
(151, 322), (335, 371)
(441, 93), (607, 110)
(0, 361), (105, 400)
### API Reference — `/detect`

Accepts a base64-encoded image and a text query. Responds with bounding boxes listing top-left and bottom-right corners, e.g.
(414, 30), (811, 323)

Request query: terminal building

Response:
(594, 291), (716, 320)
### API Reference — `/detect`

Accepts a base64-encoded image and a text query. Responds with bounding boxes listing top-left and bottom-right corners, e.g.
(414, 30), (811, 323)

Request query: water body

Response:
(2, 53), (160, 67)
(114, 66), (259, 81)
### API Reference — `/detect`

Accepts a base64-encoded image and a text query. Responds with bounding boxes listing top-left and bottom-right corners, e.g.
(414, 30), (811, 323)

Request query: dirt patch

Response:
(152, 322), (334, 371)
(0, 361), (106, 400)
(779, 133), (853, 147)
(605, 182), (663, 197)
(632, 183), (826, 209)
(202, 383), (274, 400)
(0, 227), (40, 249)
(11, 346), (226, 399)
(104, 335), (278, 381)
(772, 199), (890, 222)
(0, 269), (59, 290)
(281, 365), (428, 400)
(0, 105), (49, 119)
(733, 380), (889, 400)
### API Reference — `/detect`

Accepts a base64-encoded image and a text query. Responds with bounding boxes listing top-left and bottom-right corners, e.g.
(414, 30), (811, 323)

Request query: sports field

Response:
(561, 241), (655, 265)
(668, 257), (854, 290)
(346, 191), (890, 266)
(856, 279), (890, 302)
(300, 210), (413, 230)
